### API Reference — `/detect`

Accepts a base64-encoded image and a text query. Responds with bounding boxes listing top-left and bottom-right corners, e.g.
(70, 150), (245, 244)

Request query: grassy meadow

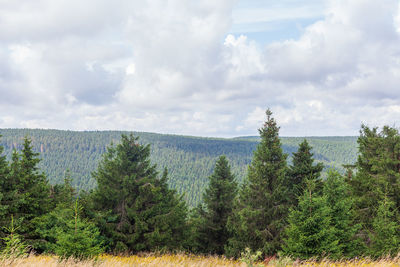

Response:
(2, 254), (400, 267)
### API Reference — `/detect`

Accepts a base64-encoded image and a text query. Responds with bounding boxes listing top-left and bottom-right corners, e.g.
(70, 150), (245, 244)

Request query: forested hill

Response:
(0, 129), (358, 206)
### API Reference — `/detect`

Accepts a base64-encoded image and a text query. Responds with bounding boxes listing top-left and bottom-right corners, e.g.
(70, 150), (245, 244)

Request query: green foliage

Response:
(287, 139), (324, 204)
(283, 180), (339, 260)
(240, 247), (263, 267)
(226, 109), (289, 257)
(369, 192), (400, 258)
(0, 129), (358, 207)
(55, 199), (103, 260)
(32, 172), (78, 253)
(0, 137), (9, 233)
(194, 155), (237, 254)
(350, 125), (400, 240)
(1, 215), (28, 259)
(0, 124), (399, 260)
(51, 170), (76, 208)
(0, 137), (51, 249)
(32, 205), (74, 253)
(323, 170), (364, 257)
(91, 134), (189, 253)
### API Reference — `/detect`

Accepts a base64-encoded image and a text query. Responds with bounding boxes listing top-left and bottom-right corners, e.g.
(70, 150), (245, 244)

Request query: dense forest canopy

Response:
(0, 129), (357, 207)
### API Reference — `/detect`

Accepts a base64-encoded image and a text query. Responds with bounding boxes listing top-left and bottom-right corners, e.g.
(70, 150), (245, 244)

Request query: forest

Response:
(0, 129), (357, 207)
(0, 109), (399, 262)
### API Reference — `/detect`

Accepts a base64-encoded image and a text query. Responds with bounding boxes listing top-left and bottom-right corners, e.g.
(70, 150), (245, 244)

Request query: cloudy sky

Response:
(1, 0), (400, 137)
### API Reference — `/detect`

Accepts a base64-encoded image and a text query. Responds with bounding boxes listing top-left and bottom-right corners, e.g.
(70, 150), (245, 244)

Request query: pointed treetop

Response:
(266, 108), (272, 119)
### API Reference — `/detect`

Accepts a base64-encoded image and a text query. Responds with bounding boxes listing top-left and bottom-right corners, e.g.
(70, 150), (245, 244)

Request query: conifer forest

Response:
(0, 109), (399, 262)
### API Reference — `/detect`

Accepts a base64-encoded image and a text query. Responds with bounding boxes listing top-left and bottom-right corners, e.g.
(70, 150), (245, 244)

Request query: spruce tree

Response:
(323, 170), (364, 257)
(91, 134), (188, 253)
(350, 125), (400, 235)
(1, 137), (50, 249)
(195, 155), (237, 254)
(33, 175), (78, 253)
(55, 199), (103, 260)
(283, 180), (339, 259)
(226, 109), (289, 257)
(0, 135), (8, 187)
(287, 139), (323, 205)
(369, 191), (400, 258)
(51, 169), (76, 208)
(0, 138), (10, 237)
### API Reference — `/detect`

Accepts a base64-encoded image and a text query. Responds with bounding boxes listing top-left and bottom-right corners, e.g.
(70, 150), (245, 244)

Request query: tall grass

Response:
(1, 253), (399, 267)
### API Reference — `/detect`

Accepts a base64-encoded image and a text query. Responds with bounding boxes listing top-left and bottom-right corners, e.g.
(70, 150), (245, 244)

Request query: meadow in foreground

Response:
(1, 254), (400, 267)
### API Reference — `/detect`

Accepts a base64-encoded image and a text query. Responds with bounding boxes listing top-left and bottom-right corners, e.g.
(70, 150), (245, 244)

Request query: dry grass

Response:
(0, 254), (245, 267)
(1, 254), (400, 267)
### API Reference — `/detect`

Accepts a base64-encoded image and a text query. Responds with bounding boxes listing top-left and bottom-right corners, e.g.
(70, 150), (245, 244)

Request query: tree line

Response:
(0, 129), (358, 207)
(0, 109), (398, 260)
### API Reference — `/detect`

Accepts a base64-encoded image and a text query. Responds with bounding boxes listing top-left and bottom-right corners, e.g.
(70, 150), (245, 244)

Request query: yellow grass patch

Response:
(1, 254), (399, 267)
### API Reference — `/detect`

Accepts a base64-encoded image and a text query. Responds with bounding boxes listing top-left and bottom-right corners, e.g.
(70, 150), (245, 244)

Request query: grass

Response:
(1, 253), (400, 267)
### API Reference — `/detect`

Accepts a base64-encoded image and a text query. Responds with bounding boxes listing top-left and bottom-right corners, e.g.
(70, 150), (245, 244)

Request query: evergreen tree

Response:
(0, 137), (9, 190)
(0, 138), (10, 241)
(350, 125), (400, 235)
(195, 155), (237, 254)
(226, 109), (289, 257)
(1, 215), (28, 259)
(0, 135), (9, 189)
(51, 169), (76, 208)
(91, 134), (188, 253)
(55, 199), (103, 260)
(287, 139), (324, 205)
(323, 170), (364, 257)
(0, 137), (50, 249)
(33, 174), (77, 253)
(283, 180), (339, 259)
(369, 191), (400, 258)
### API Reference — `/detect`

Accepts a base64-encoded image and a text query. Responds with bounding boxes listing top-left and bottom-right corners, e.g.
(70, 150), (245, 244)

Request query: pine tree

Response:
(369, 190), (400, 258)
(195, 155), (237, 254)
(323, 170), (364, 257)
(283, 180), (339, 259)
(91, 134), (188, 253)
(226, 109), (289, 257)
(287, 139), (323, 205)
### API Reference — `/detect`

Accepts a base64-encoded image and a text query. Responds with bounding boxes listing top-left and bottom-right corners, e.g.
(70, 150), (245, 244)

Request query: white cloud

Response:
(1, 0), (400, 137)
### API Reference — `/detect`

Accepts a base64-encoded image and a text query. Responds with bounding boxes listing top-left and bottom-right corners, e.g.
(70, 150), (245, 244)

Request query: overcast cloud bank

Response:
(1, 0), (399, 137)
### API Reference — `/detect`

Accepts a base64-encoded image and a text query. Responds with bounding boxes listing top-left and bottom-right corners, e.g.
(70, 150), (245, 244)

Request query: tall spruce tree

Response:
(283, 180), (339, 259)
(287, 139), (324, 205)
(350, 125), (400, 235)
(195, 155), (237, 254)
(1, 137), (51, 249)
(17, 138), (51, 220)
(91, 134), (188, 253)
(323, 170), (363, 257)
(226, 109), (289, 257)
(0, 137), (9, 228)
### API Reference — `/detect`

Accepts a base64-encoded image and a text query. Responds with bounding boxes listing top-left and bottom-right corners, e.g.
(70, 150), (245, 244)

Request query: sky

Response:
(0, 0), (400, 137)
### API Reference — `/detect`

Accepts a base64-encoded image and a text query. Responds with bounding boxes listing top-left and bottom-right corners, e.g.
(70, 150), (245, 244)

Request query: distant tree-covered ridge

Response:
(0, 129), (357, 207)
